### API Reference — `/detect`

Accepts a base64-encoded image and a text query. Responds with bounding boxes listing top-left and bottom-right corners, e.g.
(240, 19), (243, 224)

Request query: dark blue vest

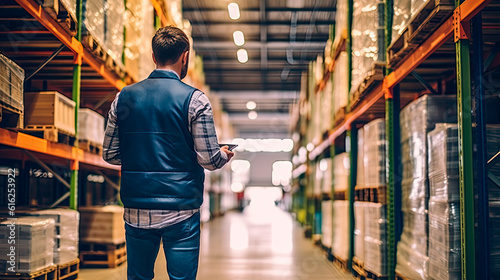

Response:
(117, 70), (205, 210)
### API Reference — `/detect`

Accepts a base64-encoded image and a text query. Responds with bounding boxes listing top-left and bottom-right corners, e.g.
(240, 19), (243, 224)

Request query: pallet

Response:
(396, 272), (413, 280)
(332, 254), (348, 272)
(82, 35), (126, 79)
(79, 242), (127, 268)
(42, 0), (77, 36)
(57, 258), (79, 280)
(352, 256), (367, 278)
(333, 190), (346, 201)
(78, 140), (103, 155)
(350, 63), (385, 111)
(334, 107), (346, 126)
(387, 0), (454, 68)
(0, 265), (57, 280)
(22, 126), (75, 145)
(0, 102), (23, 129)
(355, 186), (387, 204)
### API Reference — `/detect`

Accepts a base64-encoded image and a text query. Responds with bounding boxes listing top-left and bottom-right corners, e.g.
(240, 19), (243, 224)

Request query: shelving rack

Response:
(291, 0), (499, 279)
(0, 0), (177, 209)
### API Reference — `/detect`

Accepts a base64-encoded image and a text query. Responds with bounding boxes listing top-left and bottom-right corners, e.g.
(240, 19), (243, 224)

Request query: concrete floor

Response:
(79, 204), (354, 280)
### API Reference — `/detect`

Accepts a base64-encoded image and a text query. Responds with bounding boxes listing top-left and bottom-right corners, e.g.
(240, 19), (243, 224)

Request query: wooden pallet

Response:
(334, 107), (346, 126)
(355, 186), (387, 204)
(332, 254), (348, 272)
(0, 102), (23, 129)
(387, 0), (454, 68)
(57, 258), (79, 280)
(22, 125), (75, 145)
(78, 140), (103, 155)
(82, 35), (126, 78)
(333, 190), (346, 201)
(104, 55), (126, 79)
(0, 265), (57, 280)
(79, 242), (127, 268)
(42, 0), (77, 36)
(350, 63), (385, 111)
(352, 256), (367, 278)
(396, 272), (413, 280)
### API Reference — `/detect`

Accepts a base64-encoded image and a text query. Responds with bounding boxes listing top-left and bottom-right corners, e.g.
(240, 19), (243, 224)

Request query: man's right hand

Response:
(220, 146), (235, 161)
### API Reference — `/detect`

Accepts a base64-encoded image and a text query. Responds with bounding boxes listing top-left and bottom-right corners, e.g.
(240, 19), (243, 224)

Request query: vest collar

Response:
(148, 69), (181, 80)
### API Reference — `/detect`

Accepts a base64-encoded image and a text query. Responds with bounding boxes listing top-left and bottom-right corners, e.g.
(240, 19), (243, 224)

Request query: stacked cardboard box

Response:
(354, 202), (366, 263)
(0, 53), (24, 113)
(322, 201), (332, 248)
(357, 127), (365, 187)
(79, 205), (125, 244)
(0, 217), (54, 273)
(396, 95), (456, 280)
(333, 52), (348, 119)
(78, 108), (105, 144)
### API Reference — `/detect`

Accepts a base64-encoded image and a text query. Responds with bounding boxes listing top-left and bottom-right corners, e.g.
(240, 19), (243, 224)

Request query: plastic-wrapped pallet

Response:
(334, 0), (347, 45)
(79, 205), (125, 244)
(32, 209), (79, 265)
(321, 158), (333, 194)
(0, 217), (54, 273)
(427, 124), (500, 278)
(351, 0), (384, 92)
(364, 203), (387, 276)
(0, 53), (24, 112)
(333, 52), (348, 117)
(357, 127), (365, 188)
(322, 201), (333, 248)
(332, 200), (349, 260)
(392, 0), (411, 44)
(363, 119), (386, 188)
(104, 0), (125, 64)
(354, 202), (366, 264)
(78, 108), (105, 145)
(396, 95), (456, 280)
(333, 153), (350, 192)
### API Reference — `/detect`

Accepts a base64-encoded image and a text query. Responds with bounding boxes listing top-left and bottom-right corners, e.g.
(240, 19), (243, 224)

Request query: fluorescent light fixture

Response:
(248, 111), (258, 120)
(237, 49), (248, 63)
(233, 30), (245, 46)
(228, 3), (240, 20)
(246, 101), (256, 110)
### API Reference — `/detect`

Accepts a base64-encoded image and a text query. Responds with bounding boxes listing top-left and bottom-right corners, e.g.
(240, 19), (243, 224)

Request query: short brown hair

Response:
(152, 26), (190, 66)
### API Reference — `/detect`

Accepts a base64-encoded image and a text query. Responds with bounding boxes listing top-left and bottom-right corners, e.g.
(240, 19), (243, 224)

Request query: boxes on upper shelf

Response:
(24, 91), (76, 137)
(333, 153), (350, 192)
(78, 108), (105, 145)
(0, 53), (24, 113)
(79, 205), (125, 244)
(363, 119), (386, 188)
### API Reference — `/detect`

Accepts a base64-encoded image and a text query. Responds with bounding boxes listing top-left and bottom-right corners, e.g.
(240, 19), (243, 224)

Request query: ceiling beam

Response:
(189, 20), (334, 26)
(193, 41), (326, 50)
(214, 90), (299, 100)
(183, 7), (336, 12)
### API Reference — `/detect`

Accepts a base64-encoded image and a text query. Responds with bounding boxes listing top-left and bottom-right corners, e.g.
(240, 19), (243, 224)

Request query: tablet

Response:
(219, 144), (238, 151)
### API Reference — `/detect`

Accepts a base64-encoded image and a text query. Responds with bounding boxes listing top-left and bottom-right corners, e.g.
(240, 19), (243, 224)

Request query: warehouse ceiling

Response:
(183, 0), (336, 138)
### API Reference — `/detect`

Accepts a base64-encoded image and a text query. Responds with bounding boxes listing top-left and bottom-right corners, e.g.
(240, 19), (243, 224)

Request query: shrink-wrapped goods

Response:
(322, 201), (332, 248)
(363, 119), (386, 188)
(333, 153), (350, 192)
(332, 200), (349, 260)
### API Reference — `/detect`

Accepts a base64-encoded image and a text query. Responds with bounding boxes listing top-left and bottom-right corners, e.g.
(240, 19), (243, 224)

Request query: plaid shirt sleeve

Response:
(189, 90), (229, 170)
(102, 92), (121, 165)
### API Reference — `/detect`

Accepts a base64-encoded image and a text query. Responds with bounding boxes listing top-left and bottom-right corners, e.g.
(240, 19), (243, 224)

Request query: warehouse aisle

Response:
(79, 202), (354, 280)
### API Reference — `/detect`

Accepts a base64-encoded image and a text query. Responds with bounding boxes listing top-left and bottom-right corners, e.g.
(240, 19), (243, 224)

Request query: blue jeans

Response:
(125, 212), (201, 280)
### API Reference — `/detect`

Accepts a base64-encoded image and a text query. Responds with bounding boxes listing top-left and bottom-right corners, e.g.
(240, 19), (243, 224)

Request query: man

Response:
(103, 26), (234, 280)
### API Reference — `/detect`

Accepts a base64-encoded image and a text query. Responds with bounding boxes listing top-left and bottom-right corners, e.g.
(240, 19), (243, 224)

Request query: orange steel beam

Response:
(15, 0), (126, 91)
(0, 128), (76, 160)
(460, 0), (492, 22)
(14, 0), (83, 55)
(150, 0), (171, 27)
(0, 128), (120, 171)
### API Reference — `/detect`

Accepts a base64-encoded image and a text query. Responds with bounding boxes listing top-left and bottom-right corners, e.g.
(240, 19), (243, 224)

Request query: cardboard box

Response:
(79, 206), (125, 244)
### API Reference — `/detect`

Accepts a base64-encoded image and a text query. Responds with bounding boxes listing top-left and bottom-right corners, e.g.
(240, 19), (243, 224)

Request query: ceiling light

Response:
(248, 111), (258, 120)
(233, 30), (245, 46)
(237, 49), (248, 63)
(246, 101), (256, 110)
(228, 3), (240, 20)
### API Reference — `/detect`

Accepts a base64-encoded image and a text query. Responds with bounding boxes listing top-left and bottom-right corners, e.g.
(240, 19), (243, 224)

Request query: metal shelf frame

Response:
(293, 0), (495, 279)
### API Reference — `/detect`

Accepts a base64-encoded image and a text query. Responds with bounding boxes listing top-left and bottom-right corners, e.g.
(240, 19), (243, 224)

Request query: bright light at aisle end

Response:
(237, 49), (248, 63)
(233, 31), (245, 46)
(228, 3), (240, 20)
(246, 101), (256, 110)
